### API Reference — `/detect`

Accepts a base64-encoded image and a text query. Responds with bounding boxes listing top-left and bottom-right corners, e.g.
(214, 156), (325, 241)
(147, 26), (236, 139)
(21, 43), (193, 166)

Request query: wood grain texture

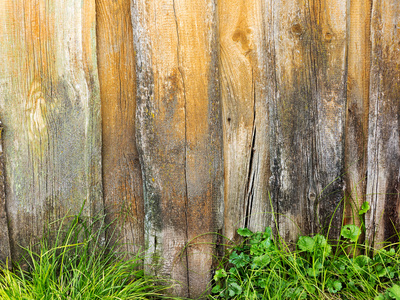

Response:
(344, 0), (371, 229)
(132, 0), (222, 297)
(269, 0), (347, 242)
(96, 0), (144, 254)
(219, 0), (272, 241)
(0, 0), (102, 260)
(0, 124), (11, 264)
(366, 0), (400, 247)
(245, 1), (274, 234)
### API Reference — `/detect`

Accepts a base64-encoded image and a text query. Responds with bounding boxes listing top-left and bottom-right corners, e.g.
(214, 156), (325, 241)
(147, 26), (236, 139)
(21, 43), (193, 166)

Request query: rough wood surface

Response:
(1, 0), (400, 297)
(344, 0), (371, 229)
(366, 0), (400, 247)
(0, 0), (102, 260)
(219, 0), (272, 241)
(0, 124), (11, 264)
(132, 0), (222, 297)
(269, 0), (347, 242)
(96, 0), (144, 254)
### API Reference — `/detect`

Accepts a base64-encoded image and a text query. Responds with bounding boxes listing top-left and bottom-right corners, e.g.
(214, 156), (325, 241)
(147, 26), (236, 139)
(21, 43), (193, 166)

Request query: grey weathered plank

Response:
(0, 0), (102, 260)
(366, 0), (400, 248)
(0, 123), (11, 264)
(269, 0), (347, 242)
(132, 0), (222, 297)
(96, 0), (144, 254)
(344, 0), (371, 230)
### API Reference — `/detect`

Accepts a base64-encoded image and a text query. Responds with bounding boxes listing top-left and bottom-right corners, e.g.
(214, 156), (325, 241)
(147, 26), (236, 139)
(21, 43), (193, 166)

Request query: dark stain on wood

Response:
(0, 122), (11, 265)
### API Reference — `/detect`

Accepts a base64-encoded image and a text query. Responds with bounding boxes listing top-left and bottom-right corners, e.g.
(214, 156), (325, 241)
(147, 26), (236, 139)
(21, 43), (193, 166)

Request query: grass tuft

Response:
(0, 210), (180, 300)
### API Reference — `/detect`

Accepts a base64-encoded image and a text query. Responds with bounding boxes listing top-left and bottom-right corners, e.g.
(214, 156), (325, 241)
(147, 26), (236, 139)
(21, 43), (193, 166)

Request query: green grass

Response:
(0, 210), (179, 300)
(208, 223), (400, 300)
(2, 199), (400, 300)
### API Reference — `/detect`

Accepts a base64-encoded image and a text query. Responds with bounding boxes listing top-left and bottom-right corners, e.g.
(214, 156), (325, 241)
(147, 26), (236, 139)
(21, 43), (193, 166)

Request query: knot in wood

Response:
(291, 23), (303, 36)
(232, 27), (253, 54)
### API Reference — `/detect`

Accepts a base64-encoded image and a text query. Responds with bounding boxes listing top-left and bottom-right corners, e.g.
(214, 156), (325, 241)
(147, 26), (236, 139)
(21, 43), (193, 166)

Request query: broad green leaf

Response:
(354, 255), (371, 268)
(314, 234), (332, 256)
(213, 269), (227, 281)
(252, 254), (270, 267)
(375, 264), (387, 277)
(389, 284), (400, 300)
(332, 257), (347, 274)
(327, 279), (343, 293)
(228, 282), (242, 297)
(229, 251), (249, 268)
(387, 266), (396, 278)
(261, 238), (273, 250)
(341, 224), (361, 242)
(249, 232), (263, 245)
(359, 201), (370, 215)
(237, 228), (253, 237)
(211, 284), (222, 294)
(307, 262), (323, 277)
(229, 267), (239, 276)
(297, 236), (315, 252)
(264, 227), (273, 239)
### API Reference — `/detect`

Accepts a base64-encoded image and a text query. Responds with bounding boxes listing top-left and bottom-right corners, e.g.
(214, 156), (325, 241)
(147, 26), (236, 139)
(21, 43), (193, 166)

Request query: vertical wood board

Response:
(96, 0), (144, 254)
(219, 0), (272, 241)
(132, 0), (222, 297)
(366, 0), (400, 247)
(0, 124), (11, 264)
(270, 0), (347, 241)
(344, 0), (371, 230)
(0, 0), (102, 260)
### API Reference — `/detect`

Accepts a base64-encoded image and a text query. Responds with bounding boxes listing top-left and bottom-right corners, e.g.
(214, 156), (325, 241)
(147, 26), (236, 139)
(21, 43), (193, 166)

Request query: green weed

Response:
(209, 203), (400, 300)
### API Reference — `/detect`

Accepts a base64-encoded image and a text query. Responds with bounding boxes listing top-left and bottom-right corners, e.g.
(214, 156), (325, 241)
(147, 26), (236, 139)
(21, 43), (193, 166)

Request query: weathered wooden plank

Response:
(270, 0), (347, 242)
(245, 1), (274, 234)
(96, 0), (144, 254)
(180, 1), (222, 295)
(219, 0), (272, 241)
(132, 0), (222, 297)
(0, 0), (102, 260)
(366, 0), (400, 247)
(344, 0), (371, 229)
(219, 0), (254, 241)
(0, 123), (11, 264)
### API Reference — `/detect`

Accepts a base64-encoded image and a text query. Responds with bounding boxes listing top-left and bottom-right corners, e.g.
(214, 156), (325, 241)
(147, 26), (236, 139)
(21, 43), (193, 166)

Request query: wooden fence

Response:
(0, 0), (399, 298)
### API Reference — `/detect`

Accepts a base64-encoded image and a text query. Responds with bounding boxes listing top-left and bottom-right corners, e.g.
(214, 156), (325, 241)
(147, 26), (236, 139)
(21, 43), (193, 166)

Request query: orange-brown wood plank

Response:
(366, 0), (400, 248)
(0, 0), (102, 260)
(219, 0), (272, 239)
(132, 0), (222, 297)
(96, 0), (144, 254)
(270, 0), (347, 241)
(344, 0), (371, 229)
